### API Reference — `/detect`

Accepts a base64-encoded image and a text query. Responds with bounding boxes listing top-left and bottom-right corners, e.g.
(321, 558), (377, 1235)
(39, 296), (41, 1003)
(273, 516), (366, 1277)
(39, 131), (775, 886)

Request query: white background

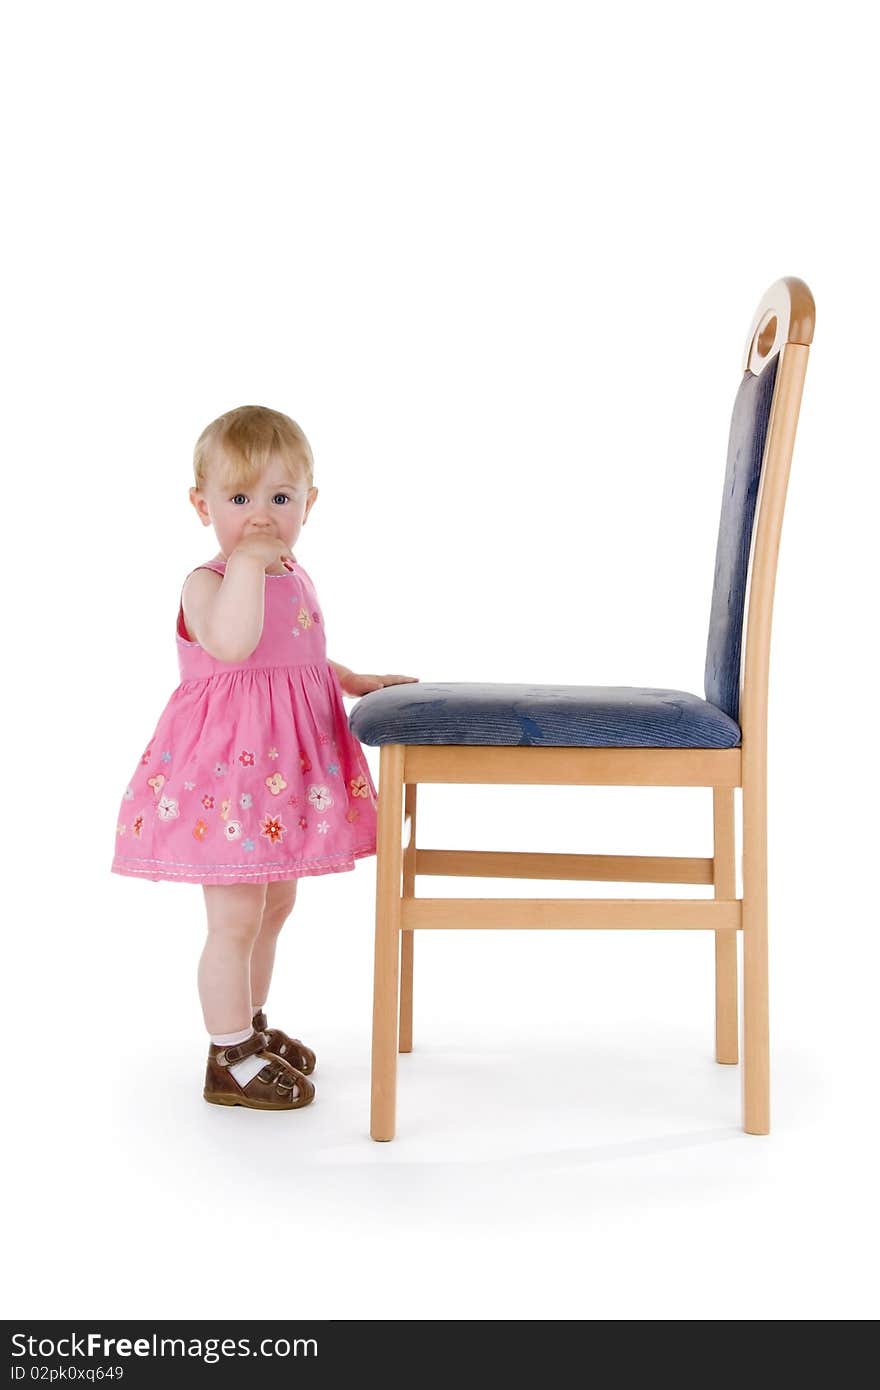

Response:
(4, 0), (878, 1321)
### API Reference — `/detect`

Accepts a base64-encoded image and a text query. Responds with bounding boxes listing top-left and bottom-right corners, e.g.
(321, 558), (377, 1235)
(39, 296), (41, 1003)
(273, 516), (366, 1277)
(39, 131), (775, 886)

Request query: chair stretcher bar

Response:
(415, 849), (715, 884)
(401, 899), (741, 931)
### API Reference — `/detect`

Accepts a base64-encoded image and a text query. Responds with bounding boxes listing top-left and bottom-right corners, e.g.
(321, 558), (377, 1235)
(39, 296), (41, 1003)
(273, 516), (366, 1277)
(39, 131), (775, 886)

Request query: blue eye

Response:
(229, 492), (291, 505)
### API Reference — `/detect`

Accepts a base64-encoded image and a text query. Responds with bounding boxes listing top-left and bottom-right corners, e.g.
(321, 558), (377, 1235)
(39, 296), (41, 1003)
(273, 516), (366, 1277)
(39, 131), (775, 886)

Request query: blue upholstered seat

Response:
(349, 354), (778, 754)
(349, 682), (741, 749)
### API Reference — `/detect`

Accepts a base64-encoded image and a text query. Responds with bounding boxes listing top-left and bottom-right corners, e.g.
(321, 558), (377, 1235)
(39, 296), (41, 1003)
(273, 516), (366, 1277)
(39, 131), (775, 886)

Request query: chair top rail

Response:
(743, 276), (815, 375)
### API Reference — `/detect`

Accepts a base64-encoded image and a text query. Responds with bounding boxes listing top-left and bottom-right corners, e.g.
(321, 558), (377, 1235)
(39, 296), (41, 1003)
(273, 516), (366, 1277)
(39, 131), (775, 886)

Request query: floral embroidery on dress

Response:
(157, 795), (179, 821)
(265, 772), (288, 796)
(308, 785), (332, 812)
(239, 750), (255, 768)
(296, 607), (312, 630)
(201, 794), (215, 810)
(225, 820), (242, 841)
(193, 819), (208, 842)
(148, 774), (166, 796)
(350, 775), (369, 798)
(260, 814), (285, 845)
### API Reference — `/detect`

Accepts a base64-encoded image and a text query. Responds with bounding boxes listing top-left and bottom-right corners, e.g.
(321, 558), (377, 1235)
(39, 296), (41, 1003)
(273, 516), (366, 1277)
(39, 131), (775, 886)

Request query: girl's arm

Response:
(329, 659), (419, 696)
(184, 535), (294, 662)
(184, 552), (266, 663)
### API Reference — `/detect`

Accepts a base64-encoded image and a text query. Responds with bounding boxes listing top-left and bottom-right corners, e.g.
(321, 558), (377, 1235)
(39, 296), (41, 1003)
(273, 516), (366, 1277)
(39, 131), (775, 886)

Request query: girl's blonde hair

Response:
(193, 405), (314, 491)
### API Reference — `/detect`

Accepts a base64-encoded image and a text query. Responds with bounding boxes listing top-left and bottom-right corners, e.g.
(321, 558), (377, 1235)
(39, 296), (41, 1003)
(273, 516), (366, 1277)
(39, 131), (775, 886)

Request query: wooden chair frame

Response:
(369, 278), (815, 1141)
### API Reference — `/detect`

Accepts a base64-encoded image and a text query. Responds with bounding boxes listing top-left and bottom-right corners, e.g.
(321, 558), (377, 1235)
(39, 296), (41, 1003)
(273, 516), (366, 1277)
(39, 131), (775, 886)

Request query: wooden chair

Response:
(350, 277), (815, 1141)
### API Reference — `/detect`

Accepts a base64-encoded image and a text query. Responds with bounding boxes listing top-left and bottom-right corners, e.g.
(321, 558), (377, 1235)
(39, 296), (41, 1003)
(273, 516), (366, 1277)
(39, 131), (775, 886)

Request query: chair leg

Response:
(399, 782), (417, 1053)
(742, 755), (770, 1134)
(370, 744), (405, 1141)
(713, 788), (738, 1064)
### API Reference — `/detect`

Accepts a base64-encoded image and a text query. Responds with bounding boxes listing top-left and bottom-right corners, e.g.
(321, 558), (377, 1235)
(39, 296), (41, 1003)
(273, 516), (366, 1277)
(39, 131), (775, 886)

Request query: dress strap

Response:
(190, 559), (227, 576)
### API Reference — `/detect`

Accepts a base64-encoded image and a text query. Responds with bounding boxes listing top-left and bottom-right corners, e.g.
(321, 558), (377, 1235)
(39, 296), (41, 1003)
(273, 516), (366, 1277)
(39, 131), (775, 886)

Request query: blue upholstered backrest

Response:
(704, 352), (779, 721)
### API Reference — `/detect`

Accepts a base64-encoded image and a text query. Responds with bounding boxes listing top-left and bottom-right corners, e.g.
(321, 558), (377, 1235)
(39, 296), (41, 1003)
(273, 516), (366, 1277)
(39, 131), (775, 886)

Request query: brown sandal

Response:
(252, 1009), (316, 1076)
(203, 1029), (315, 1111)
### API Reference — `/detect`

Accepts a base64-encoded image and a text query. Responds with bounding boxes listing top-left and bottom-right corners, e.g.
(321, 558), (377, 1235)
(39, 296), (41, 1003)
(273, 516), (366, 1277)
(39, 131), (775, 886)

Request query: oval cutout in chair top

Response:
(743, 277), (814, 374)
(755, 313), (778, 359)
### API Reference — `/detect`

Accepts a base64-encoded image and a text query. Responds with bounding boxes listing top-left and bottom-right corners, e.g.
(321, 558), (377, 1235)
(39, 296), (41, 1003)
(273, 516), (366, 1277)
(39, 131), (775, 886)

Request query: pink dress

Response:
(110, 557), (378, 885)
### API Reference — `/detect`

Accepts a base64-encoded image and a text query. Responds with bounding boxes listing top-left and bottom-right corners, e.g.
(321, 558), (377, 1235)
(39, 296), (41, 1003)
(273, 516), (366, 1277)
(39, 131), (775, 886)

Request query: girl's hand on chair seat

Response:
(340, 672), (419, 696)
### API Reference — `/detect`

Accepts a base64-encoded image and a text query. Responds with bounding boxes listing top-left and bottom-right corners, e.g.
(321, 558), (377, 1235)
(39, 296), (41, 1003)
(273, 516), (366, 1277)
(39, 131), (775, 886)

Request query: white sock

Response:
(230, 1052), (271, 1088)
(210, 1027), (268, 1088)
(211, 1026), (253, 1047)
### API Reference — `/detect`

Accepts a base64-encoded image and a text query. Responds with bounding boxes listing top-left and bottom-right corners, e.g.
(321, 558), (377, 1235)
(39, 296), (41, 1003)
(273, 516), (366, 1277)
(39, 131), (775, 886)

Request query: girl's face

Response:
(189, 454), (318, 574)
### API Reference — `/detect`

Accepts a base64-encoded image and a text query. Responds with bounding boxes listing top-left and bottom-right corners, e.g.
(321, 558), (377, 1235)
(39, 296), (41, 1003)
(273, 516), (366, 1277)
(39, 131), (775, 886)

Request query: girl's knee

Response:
(263, 880), (298, 925)
(203, 883), (267, 945)
(210, 917), (263, 950)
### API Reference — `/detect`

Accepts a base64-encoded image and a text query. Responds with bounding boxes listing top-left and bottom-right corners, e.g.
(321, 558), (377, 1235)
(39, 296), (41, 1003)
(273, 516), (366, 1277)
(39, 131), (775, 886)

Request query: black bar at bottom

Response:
(5, 1320), (568, 1386)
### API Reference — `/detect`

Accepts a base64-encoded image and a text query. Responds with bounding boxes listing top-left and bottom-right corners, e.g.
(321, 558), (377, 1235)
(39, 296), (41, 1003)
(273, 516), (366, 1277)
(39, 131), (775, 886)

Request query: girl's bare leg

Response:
(250, 879), (298, 1010)
(198, 883), (268, 1035)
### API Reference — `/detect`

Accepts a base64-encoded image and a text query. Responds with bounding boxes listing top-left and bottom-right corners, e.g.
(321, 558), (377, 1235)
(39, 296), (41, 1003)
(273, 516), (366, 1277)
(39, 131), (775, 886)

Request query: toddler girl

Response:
(111, 405), (417, 1111)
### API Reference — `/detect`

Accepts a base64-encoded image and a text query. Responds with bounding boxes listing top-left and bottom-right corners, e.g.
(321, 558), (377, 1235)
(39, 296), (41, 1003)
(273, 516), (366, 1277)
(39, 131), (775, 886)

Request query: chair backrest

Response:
(704, 277), (814, 746)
